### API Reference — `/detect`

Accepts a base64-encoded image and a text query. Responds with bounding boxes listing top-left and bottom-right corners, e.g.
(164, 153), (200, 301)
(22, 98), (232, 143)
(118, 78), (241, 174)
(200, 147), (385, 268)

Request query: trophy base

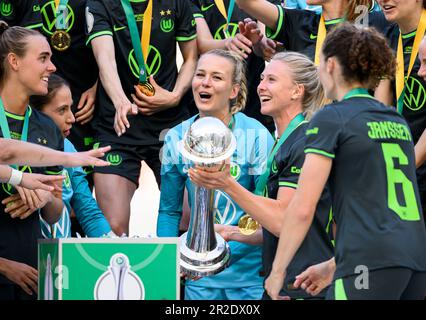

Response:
(179, 232), (231, 278)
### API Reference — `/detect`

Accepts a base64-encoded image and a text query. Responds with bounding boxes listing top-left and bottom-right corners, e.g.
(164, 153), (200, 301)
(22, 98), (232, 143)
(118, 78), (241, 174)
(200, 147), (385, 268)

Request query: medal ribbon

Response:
(54, 0), (69, 30)
(254, 113), (306, 196)
(396, 9), (426, 114)
(0, 98), (30, 170)
(314, 16), (345, 66)
(314, 15), (326, 66)
(121, 0), (153, 84)
(214, 0), (235, 38)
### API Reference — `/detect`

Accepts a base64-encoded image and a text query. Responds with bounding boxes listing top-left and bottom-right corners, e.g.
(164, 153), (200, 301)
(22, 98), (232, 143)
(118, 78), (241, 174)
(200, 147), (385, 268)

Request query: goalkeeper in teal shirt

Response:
(157, 50), (273, 300)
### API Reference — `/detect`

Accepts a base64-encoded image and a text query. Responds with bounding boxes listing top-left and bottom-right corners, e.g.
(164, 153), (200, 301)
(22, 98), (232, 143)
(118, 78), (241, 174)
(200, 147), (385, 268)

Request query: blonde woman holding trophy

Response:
(157, 49), (274, 300)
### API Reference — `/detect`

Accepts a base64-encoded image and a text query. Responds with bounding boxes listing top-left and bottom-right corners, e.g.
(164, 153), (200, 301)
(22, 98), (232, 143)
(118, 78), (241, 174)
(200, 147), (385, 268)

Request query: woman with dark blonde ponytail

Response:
(157, 49), (274, 300)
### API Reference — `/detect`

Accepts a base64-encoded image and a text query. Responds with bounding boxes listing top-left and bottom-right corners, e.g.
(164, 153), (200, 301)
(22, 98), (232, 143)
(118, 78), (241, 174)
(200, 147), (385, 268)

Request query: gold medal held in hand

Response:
(238, 214), (259, 235)
(138, 81), (155, 96)
(51, 30), (71, 51)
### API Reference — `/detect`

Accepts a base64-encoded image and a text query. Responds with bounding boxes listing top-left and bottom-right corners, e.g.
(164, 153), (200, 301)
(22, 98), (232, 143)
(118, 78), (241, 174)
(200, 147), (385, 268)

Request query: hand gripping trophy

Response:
(177, 117), (237, 278)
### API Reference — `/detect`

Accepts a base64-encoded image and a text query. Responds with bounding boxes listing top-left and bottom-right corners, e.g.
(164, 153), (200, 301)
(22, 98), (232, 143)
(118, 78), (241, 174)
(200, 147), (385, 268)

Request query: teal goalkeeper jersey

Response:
(157, 112), (274, 289)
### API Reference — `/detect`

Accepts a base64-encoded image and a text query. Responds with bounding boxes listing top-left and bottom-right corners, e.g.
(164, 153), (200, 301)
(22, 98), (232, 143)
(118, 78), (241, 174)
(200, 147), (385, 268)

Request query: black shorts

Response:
(327, 268), (426, 300)
(68, 122), (96, 152)
(93, 140), (162, 187)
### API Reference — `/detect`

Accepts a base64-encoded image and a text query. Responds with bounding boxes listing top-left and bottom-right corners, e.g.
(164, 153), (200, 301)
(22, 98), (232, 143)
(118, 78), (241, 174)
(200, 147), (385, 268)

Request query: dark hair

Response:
(322, 23), (396, 89)
(0, 20), (41, 83)
(424, 0), (426, 9)
(30, 73), (70, 111)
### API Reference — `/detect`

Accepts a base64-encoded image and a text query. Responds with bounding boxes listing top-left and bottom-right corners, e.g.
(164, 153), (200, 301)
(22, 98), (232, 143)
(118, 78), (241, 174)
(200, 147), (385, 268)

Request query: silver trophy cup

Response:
(177, 116), (236, 277)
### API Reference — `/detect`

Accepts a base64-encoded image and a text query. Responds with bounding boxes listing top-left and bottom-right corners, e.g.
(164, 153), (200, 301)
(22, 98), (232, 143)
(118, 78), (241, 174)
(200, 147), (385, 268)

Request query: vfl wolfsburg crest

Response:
(0, 1), (12, 16)
(128, 46), (161, 78)
(41, 1), (75, 35)
(106, 154), (122, 166)
(214, 22), (238, 40)
(159, 9), (174, 33)
(404, 76), (426, 111)
(229, 162), (241, 180)
(2, 166), (32, 196)
(160, 18), (174, 33)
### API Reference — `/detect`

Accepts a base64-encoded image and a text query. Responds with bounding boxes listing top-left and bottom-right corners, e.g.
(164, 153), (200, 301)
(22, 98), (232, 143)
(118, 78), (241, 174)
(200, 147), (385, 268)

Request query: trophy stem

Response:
(186, 186), (217, 252)
(179, 186), (230, 277)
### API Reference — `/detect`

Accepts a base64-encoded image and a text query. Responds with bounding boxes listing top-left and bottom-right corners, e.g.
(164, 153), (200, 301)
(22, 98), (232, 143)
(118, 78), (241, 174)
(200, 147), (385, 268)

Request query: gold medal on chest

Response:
(51, 30), (71, 51)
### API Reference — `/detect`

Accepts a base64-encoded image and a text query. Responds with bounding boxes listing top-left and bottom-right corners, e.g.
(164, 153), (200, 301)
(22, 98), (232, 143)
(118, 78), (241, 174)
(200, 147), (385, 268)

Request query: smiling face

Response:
(377, 0), (421, 23)
(13, 35), (56, 96)
(192, 53), (239, 119)
(40, 85), (75, 138)
(257, 60), (301, 117)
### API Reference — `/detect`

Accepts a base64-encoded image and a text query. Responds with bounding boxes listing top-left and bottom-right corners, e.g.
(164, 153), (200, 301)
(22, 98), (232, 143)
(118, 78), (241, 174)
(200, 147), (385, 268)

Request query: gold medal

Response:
(138, 81), (155, 96)
(51, 30), (71, 51)
(238, 214), (259, 235)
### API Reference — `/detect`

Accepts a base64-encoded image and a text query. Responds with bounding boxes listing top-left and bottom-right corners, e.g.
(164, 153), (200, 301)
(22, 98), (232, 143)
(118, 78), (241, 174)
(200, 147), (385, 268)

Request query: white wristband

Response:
(8, 168), (23, 186)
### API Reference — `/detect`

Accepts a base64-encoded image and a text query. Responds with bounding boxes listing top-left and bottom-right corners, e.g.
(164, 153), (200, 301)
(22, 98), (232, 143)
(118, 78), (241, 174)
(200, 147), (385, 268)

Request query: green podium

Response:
(38, 238), (179, 300)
